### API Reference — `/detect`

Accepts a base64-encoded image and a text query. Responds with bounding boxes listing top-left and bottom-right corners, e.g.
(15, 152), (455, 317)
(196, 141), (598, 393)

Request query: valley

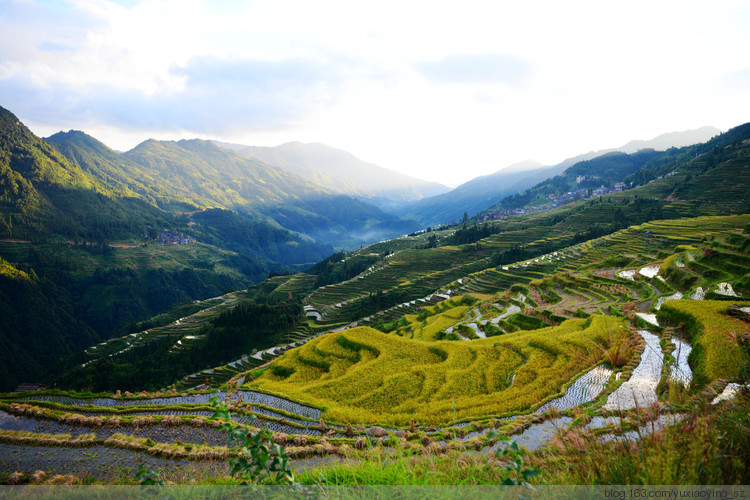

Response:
(1, 106), (749, 486)
(2, 211), (749, 484)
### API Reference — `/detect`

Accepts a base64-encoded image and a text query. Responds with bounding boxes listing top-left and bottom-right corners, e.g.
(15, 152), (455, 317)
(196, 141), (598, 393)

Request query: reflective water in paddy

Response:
(535, 365), (613, 413)
(604, 330), (662, 410)
(19, 391), (322, 420)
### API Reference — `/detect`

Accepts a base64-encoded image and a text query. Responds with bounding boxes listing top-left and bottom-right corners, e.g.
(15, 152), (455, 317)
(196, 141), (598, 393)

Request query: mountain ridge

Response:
(44, 130), (420, 254)
(396, 126), (723, 226)
(226, 141), (450, 210)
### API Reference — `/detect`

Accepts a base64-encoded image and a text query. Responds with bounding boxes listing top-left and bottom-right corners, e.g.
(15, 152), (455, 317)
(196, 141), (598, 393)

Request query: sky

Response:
(1, 0), (750, 187)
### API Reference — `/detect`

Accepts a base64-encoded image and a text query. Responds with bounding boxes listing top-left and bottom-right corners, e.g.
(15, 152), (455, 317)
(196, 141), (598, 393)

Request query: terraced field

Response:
(82, 291), (246, 369)
(3, 214), (750, 482)
(249, 315), (630, 426)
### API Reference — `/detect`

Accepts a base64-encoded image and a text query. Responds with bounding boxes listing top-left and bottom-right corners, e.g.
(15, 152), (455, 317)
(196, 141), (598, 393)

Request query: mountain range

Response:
(394, 126), (721, 226)
(50, 117), (750, 396)
(231, 141), (450, 211)
(0, 101), (738, 391)
(45, 131), (422, 259)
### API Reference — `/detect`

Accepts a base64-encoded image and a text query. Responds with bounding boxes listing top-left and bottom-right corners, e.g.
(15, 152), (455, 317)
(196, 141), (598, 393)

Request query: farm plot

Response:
(0, 442), (230, 482)
(268, 273), (317, 299)
(248, 315), (631, 426)
(12, 391), (323, 420)
(657, 300), (750, 384)
(247, 217), (750, 429)
(5, 215), (749, 484)
(83, 290), (248, 365)
(305, 247), (492, 322)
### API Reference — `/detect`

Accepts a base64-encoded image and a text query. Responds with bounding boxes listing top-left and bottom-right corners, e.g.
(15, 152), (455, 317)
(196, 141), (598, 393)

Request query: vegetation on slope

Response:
(250, 316), (630, 425)
(2, 212), (750, 486)
(658, 300), (750, 384)
(3, 107), (750, 485)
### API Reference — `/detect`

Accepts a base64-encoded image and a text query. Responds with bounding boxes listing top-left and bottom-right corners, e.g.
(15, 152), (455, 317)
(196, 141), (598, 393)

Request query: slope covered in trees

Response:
(237, 141), (450, 210)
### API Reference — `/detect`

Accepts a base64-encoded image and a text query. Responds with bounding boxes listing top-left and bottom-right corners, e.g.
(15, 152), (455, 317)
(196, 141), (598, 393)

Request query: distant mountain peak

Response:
(48, 129), (85, 138)
(222, 141), (450, 209)
(617, 126), (721, 154)
(493, 159), (543, 175)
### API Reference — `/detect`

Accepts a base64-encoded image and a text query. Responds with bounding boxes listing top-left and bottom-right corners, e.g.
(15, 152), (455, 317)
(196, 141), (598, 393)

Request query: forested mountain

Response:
(123, 138), (331, 209)
(47, 131), (335, 267)
(53, 120), (750, 395)
(0, 104), (424, 390)
(45, 130), (167, 207)
(398, 127), (722, 227)
(395, 160), (554, 226)
(0, 109), (175, 242)
(47, 132), (418, 257)
(121, 138), (419, 249)
(498, 124), (748, 211)
(0, 107), (270, 390)
(235, 141), (450, 210)
(0, 101), (743, 397)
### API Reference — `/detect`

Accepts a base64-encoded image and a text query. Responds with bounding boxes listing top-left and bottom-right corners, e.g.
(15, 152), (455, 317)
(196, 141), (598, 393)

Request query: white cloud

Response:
(415, 53), (533, 86)
(1, 0), (750, 186)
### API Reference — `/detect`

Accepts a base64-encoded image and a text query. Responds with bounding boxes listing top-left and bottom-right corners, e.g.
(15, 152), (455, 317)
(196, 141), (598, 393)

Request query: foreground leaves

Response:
(211, 396), (295, 485)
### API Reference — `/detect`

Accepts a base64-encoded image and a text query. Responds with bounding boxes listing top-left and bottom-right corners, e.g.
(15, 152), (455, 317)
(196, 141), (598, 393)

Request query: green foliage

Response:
(135, 463), (164, 486)
(191, 208), (332, 268)
(460, 294), (478, 306)
(57, 297), (302, 392)
(270, 365), (294, 378)
(307, 252), (380, 288)
(446, 223), (501, 246)
(489, 432), (541, 489)
(76, 266), (249, 335)
(211, 397), (295, 485)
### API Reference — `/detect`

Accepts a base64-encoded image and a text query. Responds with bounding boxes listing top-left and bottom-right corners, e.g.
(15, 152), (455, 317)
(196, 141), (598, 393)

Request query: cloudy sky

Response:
(2, 0), (750, 187)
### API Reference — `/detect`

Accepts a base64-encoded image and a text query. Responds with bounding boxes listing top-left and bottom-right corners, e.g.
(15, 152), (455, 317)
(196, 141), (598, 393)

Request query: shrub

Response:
(211, 397), (295, 485)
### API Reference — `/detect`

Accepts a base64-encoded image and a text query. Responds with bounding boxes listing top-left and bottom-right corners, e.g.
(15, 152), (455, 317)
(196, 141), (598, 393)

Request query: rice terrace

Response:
(2, 209), (750, 485)
(2, 5), (750, 487)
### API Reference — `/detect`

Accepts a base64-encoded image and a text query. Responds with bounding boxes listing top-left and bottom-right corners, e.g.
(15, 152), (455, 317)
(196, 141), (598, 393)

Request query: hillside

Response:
(124, 138), (330, 210)
(0, 108), (293, 390)
(498, 149), (679, 210)
(47, 131), (334, 268)
(45, 130), (167, 207)
(399, 127), (721, 227)
(236, 141), (450, 210)
(49, 121), (750, 394)
(0, 105), (421, 392)
(396, 160), (555, 226)
(495, 125), (743, 215)
(123, 139), (419, 249)
(1, 111), (748, 485)
(4, 211), (749, 484)
(0, 108), (174, 242)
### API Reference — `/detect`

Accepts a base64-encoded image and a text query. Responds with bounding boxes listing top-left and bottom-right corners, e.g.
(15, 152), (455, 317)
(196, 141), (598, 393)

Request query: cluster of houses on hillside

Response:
(547, 181), (628, 205)
(478, 204), (551, 223)
(478, 182), (629, 223)
(158, 230), (196, 245)
(141, 229), (196, 245)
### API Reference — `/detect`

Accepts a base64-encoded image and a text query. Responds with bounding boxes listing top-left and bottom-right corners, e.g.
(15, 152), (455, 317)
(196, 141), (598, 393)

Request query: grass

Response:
(247, 315), (631, 426)
(657, 300), (750, 384)
(4, 214), (750, 484)
(538, 394), (750, 484)
(298, 448), (509, 485)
